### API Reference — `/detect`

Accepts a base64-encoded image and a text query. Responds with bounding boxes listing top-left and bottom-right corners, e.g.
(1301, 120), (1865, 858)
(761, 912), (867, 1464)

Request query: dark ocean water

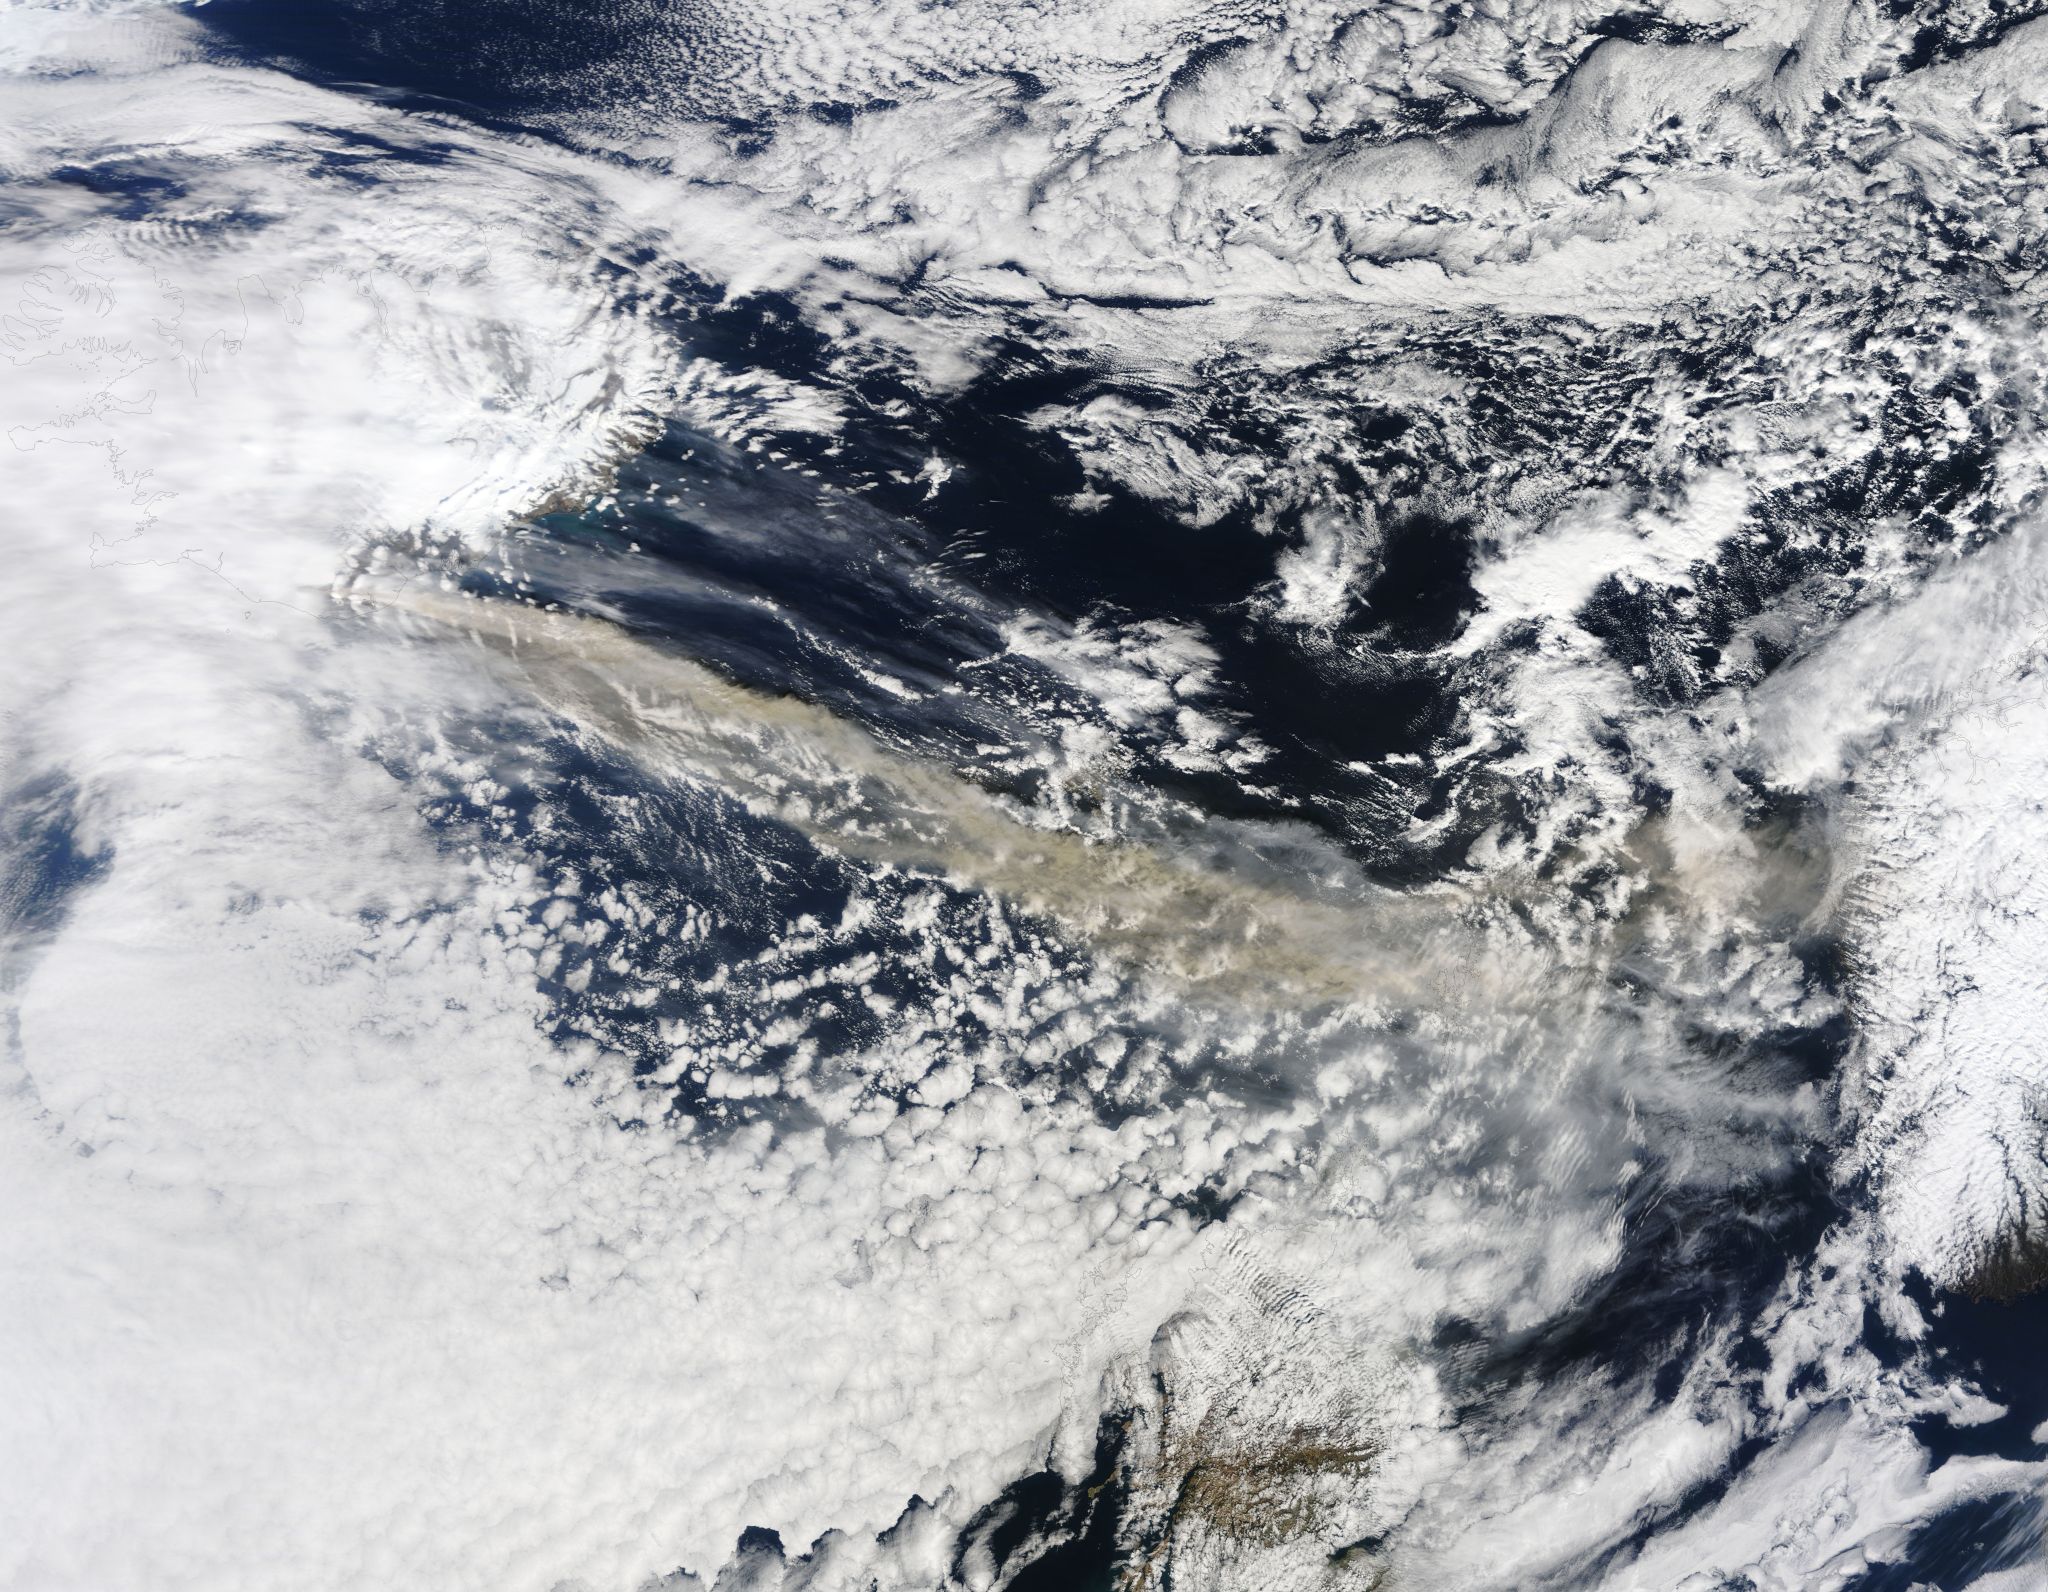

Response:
(117, 3), (2048, 1585)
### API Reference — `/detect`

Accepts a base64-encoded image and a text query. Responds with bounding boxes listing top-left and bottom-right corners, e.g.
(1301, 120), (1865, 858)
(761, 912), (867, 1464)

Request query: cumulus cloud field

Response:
(3, 0), (2048, 1587)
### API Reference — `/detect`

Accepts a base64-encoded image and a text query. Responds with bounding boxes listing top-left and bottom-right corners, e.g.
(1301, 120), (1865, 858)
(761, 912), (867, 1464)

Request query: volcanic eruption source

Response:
(8, 0), (2048, 1586)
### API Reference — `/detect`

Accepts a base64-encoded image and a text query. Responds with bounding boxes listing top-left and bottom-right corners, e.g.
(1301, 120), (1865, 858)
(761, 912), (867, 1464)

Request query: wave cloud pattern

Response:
(4, 0), (2048, 1588)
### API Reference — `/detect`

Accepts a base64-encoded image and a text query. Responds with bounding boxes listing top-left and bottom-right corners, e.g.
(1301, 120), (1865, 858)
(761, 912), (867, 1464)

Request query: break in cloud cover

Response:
(3, 0), (2047, 1587)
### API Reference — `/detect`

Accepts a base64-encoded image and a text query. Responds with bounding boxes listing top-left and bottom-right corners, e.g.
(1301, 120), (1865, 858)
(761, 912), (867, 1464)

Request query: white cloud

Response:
(9, 2), (2048, 1588)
